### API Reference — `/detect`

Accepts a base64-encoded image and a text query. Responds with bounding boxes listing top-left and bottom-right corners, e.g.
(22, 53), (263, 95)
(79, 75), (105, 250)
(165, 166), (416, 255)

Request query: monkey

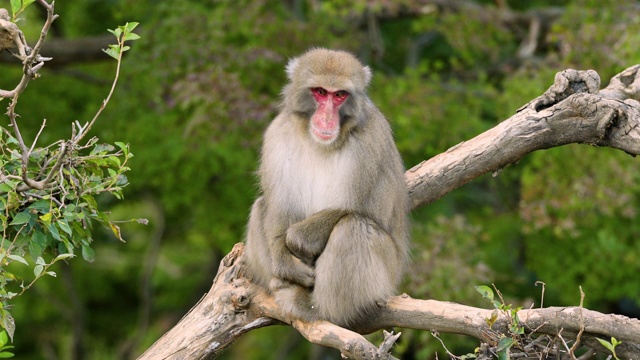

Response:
(244, 48), (409, 329)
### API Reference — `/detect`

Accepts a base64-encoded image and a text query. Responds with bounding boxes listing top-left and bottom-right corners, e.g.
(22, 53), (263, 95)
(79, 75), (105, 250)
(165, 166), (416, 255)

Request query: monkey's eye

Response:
(334, 90), (349, 99)
(311, 87), (328, 96)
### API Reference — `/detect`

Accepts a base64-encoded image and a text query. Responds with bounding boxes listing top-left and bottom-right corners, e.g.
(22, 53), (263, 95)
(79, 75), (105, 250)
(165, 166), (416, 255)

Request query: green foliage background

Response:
(1, 0), (639, 358)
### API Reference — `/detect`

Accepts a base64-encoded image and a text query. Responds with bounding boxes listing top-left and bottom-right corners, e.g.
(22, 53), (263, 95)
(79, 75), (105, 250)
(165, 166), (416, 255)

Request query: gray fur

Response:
(244, 48), (409, 328)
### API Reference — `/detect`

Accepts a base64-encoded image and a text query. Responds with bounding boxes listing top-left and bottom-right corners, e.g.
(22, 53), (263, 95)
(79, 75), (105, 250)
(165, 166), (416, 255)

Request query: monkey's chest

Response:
(274, 149), (358, 216)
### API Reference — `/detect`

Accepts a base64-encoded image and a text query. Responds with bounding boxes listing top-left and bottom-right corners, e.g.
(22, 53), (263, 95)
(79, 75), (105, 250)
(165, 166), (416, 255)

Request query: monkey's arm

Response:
(285, 209), (350, 264)
(246, 197), (316, 289)
(270, 233), (317, 288)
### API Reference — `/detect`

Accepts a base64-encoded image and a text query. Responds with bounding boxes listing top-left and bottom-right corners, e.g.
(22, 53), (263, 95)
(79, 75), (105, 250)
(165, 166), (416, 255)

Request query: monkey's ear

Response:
(286, 58), (300, 80)
(362, 66), (372, 86)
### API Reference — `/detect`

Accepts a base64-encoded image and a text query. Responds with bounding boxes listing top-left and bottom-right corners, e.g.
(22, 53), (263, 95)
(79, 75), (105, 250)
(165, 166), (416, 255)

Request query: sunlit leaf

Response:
(124, 32), (141, 41)
(124, 22), (139, 32)
(107, 28), (122, 38)
(39, 212), (52, 226)
(474, 285), (494, 302)
(102, 45), (120, 60)
(33, 265), (43, 277)
(9, 0), (21, 17)
(6, 255), (27, 266)
(54, 254), (75, 261)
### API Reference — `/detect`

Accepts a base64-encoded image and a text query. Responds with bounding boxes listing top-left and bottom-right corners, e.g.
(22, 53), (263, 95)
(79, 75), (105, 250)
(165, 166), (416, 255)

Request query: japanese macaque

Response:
(244, 48), (409, 328)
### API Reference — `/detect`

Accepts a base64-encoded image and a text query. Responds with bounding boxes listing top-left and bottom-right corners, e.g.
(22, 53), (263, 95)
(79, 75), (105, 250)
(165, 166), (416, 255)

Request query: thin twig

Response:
(73, 34), (124, 144)
(28, 119), (47, 155)
(535, 281), (546, 309)
(568, 287), (586, 357)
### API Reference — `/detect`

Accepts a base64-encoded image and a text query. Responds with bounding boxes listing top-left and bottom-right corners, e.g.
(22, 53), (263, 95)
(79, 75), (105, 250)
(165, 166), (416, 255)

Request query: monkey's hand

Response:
(286, 209), (349, 264)
(285, 226), (317, 265)
(273, 254), (315, 289)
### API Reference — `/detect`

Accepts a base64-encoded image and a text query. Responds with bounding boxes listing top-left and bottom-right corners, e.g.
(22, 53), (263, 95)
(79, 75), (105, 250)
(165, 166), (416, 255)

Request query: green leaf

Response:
(6, 255), (27, 266)
(497, 337), (514, 352)
(107, 28), (122, 38)
(28, 200), (50, 213)
(48, 223), (61, 241)
(474, 285), (494, 302)
(596, 337), (615, 352)
(8, 212), (30, 226)
(10, 0), (21, 16)
(496, 337), (513, 360)
(108, 155), (121, 167)
(124, 22), (139, 32)
(54, 253), (75, 261)
(29, 231), (46, 258)
(81, 244), (95, 262)
(114, 141), (128, 151)
(102, 45), (120, 60)
(0, 180), (15, 192)
(24, 0), (36, 9)
(57, 219), (73, 237)
(0, 329), (7, 347)
(39, 212), (52, 226)
(0, 351), (15, 358)
(33, 265), (43, 277)
(124, 32), (141, 41)
(81, 195), (98, 210)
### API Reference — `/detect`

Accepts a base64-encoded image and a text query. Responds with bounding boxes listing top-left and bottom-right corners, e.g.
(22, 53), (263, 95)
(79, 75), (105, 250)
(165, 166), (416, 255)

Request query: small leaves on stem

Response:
(103, 22), (140, 60)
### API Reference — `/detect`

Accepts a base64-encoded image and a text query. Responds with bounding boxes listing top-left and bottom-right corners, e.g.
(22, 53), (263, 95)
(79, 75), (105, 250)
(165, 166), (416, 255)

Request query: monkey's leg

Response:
(312, 214), (402, 328)
(244, 197), (272, 287)
(285, 209), (350, 264)
(245, 197), (315, 289)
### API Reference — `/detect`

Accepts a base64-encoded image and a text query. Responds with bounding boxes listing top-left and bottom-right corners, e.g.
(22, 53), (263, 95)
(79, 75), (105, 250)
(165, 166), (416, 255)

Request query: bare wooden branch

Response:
(139, 65), (640, 359)
(139, 244), (640, 359)
(0, 8), (28, 60)
(406, 65), (640, 209)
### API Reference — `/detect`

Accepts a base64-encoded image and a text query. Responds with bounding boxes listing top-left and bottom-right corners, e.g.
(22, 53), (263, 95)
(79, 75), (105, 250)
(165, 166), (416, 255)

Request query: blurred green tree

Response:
(1, 0), (639, 359)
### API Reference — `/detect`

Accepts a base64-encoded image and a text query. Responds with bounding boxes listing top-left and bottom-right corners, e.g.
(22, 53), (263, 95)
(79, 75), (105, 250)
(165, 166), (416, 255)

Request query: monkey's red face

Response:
(309, 87), (350, 143)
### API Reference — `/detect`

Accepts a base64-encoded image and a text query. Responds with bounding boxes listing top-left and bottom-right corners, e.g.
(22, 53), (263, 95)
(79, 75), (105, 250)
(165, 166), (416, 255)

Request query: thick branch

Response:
(139, 65), (640, 359)
(406, 65), (640, 209)
(139, 243), (640, 360)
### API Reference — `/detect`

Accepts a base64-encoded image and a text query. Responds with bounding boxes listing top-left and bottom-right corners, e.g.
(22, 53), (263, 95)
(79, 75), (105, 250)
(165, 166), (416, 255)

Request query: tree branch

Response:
(139, 65), (640, 359)
(406, 65), (640, 209)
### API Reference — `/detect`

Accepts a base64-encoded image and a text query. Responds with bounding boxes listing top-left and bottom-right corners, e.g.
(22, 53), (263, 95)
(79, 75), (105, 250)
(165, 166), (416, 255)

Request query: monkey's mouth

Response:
(311, 126), (339, 143)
